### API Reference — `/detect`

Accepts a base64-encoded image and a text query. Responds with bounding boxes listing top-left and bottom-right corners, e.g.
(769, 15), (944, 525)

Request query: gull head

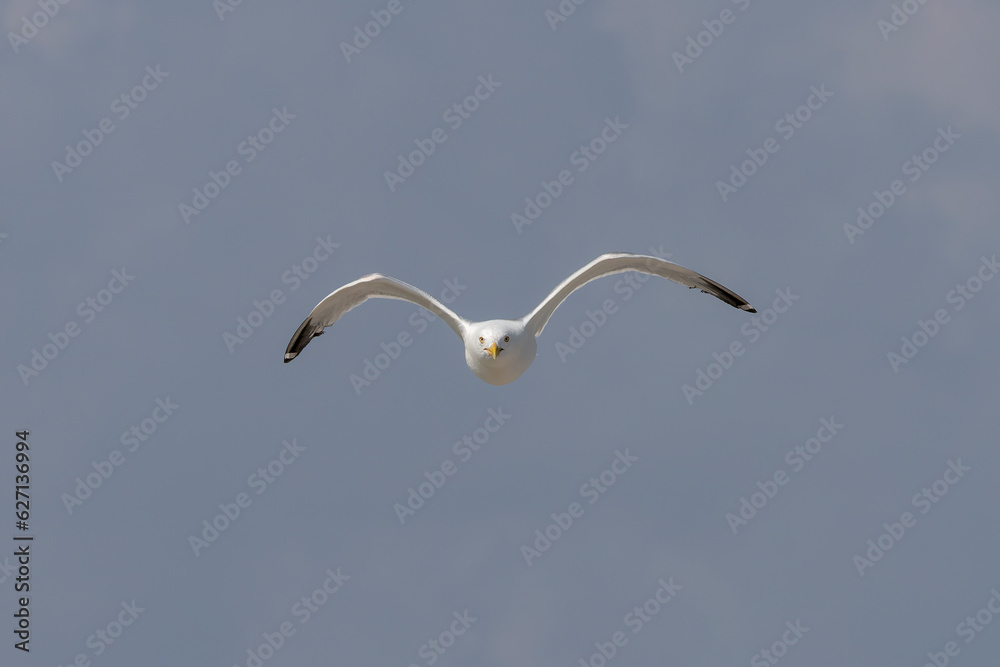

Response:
(464, 319), (536, 385)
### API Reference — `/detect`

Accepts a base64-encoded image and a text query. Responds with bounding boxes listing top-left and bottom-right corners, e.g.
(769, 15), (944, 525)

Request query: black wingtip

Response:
(284, 317), (321, 364)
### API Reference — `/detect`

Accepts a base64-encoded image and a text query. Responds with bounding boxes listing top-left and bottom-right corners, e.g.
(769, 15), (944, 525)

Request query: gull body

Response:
(463, 319), (536, 385)
(284, 253), (756, 385)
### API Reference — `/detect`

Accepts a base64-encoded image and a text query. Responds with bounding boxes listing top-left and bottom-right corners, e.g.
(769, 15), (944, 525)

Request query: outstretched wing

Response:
(523, 253), (755, 336)
(284, 274), (469, 363)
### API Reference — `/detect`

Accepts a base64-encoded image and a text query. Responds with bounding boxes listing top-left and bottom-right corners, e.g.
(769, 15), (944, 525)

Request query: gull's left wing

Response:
(522, 253), (756, 336)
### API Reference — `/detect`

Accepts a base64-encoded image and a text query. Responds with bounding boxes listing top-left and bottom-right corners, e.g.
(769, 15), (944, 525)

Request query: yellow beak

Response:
(486, 341), (502, 359)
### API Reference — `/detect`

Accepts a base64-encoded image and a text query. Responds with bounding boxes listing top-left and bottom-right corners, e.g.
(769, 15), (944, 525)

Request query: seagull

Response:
(284, 253), (755, 385)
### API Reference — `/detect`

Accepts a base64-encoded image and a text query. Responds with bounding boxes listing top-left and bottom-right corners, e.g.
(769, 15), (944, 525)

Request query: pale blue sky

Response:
(3, 1), (1000, 665)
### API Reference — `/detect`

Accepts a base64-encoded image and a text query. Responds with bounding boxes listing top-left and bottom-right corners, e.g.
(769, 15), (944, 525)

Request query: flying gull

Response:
(284, 253), (755, 385)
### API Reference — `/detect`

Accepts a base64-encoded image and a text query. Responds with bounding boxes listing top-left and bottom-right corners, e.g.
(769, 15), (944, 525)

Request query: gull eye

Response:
(504, 336), (509, 342)
(479, 337), (484, 344)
